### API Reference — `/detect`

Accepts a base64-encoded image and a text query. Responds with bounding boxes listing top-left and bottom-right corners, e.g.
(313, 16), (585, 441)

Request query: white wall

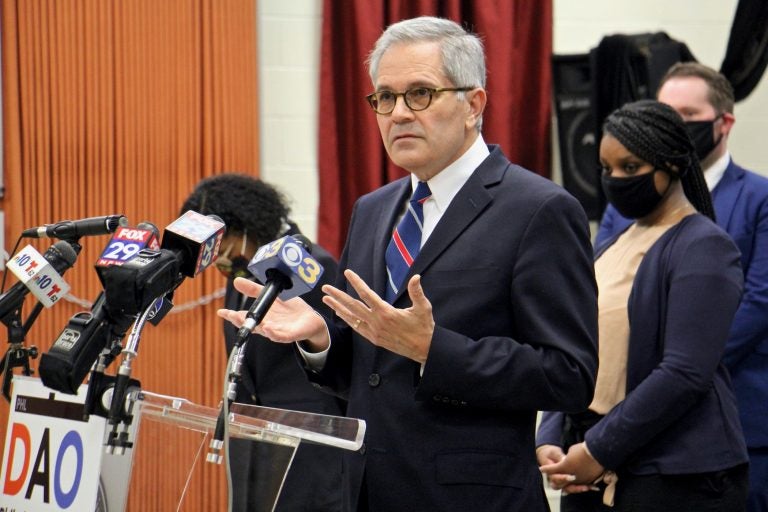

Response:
(257, 0), (323, 238)
(258, 0), (768, 241)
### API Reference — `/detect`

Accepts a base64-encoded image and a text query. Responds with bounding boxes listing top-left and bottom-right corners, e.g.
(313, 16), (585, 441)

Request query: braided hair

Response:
(603, 99), (715, 221)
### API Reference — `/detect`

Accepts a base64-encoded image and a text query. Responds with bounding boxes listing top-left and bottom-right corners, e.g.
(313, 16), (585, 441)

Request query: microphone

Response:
(97, 214), (222, 435)
(38, 293), (135, 395)
(38, 213), (226, 395)
(161, 211), (226, 277)
(138, 221), (161, 250)
(94, 222), (161, 267)
(208, 234), (322, 464)
(96, 212), (225, 317)
(0, 241), (79, 319)
(236, 234), (324, 342)
(22, 215), (128, 240)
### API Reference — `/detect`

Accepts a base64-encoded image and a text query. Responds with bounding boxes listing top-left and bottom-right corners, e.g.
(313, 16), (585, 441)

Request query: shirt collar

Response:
(411, 134), (490, 213)
(703, 151), (730, 191)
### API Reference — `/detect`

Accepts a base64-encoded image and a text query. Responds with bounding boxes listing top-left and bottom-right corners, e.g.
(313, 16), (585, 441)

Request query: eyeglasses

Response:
(365, 87), (473, 115)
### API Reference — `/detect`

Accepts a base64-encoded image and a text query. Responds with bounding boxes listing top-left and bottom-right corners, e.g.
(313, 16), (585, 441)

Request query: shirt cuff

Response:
(296, 316), (331, 371)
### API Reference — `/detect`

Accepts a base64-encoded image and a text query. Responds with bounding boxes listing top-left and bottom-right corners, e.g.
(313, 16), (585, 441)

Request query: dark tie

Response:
(385, 182), (432, 302)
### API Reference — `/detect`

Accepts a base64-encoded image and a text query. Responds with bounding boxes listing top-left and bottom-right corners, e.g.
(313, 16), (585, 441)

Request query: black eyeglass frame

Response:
(365, 87), (474, 114)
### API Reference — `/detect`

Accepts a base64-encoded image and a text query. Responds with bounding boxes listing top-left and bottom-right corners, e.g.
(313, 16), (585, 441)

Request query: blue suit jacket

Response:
(595, 159), (768, 447)
(306, 146), (599, 512)
(540, 215), (748, 474)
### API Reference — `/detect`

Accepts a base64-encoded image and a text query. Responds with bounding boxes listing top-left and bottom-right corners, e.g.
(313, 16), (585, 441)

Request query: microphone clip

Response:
(0, 342), (39, 401)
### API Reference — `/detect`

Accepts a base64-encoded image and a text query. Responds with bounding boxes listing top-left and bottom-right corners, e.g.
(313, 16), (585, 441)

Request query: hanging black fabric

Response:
(590, 32), (697, 131)
(720, 0), (768, 102)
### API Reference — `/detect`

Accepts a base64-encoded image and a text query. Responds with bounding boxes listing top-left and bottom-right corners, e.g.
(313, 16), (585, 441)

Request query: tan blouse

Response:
(589, 221), (677, 414)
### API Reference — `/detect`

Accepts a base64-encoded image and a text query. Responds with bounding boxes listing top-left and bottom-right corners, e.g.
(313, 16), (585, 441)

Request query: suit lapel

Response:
(712, 160), (745, 231)
(391, 150), (508, 302)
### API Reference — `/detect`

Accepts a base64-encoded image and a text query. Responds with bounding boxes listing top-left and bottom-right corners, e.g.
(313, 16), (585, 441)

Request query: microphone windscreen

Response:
(161, 211), (226, 277)
(247, 235), (324, 300)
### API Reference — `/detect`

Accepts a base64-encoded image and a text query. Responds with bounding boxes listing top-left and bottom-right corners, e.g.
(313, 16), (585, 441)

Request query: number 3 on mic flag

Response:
(249, 236), (324, 300)
(7, 245), (70, 307)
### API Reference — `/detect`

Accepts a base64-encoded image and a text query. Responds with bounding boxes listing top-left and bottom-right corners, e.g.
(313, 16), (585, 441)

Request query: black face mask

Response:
(685, 117), (723, 162)
(601, 170), (669, 219)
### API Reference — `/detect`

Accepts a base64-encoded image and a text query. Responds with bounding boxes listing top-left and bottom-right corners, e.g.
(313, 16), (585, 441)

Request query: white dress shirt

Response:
(704, 151), (730, 192)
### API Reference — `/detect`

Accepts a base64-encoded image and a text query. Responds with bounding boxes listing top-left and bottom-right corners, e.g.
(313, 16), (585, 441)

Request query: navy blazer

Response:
(306, 146), (599, 512)
(595, 159), (768, 447)
(541, 215), (748, 475)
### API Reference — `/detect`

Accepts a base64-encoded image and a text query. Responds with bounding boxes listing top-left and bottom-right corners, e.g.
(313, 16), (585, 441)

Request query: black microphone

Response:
(38, 292), (135, 395)
(94, 221), (161, 268)
(235, 234), (324, 342)
(160, 211), (226, 277)
(208, 234), (324, 464)
(0, 241), (79, 320)
(96, 212), (225, 318)
(38, 213), (226, 396)
(136, 221), (161, 250)
(21, 215), (128, 239)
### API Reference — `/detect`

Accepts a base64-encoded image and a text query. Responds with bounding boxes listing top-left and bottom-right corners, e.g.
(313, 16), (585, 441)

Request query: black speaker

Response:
(552, 54), (602, 220)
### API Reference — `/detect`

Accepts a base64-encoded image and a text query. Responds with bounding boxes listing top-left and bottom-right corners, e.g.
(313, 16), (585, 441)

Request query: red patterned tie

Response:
(385, 182), (432, 302)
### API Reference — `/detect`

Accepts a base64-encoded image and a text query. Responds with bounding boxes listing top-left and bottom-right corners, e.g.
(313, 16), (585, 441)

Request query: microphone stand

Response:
(207, 320), (250, 464)
(0, 306), (39, 401)
(207, 277), (286, 464)
(104, 295), (166, 455)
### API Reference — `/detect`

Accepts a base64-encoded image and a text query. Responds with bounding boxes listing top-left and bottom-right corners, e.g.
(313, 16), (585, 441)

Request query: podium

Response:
(1, 376), (365, 511)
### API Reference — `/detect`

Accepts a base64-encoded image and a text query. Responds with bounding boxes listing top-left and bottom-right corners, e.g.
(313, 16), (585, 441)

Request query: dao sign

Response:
(0, 376), (106, 511)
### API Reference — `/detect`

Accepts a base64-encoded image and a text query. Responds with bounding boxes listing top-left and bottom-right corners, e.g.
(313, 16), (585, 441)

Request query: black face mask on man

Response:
(601, 169), (674, 219)
(685, 116), (723, 162)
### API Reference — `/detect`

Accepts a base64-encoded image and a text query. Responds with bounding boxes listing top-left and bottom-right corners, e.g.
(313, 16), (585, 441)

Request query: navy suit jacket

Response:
(595, 159), (768, 447)
(540, 215), (748, 474)
(305, 146), (599, 512)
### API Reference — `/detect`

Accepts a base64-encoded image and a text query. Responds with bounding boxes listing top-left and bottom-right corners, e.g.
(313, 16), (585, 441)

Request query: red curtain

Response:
(317, 0), (553, 257)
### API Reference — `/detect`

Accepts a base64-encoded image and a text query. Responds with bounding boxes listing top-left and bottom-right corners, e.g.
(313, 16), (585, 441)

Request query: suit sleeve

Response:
(585, 233), (743, 469)
(722, 193), (768, 368)
(594, 204), (618, 248)
(300, 204), (363, 400)
(416, 192), (599, 413)
(537, 411), (565, 447)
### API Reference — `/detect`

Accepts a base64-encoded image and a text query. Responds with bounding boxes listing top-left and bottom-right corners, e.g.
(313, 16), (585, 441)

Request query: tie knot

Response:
(411, 182), (431, 204)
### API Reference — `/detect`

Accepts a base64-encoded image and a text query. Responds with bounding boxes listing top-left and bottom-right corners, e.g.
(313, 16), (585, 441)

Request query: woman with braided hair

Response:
(538, 100), (749, 511)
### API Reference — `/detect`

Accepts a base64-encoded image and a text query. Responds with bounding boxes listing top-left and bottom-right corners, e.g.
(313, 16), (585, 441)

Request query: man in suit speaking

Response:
(219, 16), (598, 512)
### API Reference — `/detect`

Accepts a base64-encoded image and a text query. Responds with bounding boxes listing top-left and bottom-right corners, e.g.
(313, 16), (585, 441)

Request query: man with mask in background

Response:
(596, 62), (768, 512)
(182, 173), (345, 511)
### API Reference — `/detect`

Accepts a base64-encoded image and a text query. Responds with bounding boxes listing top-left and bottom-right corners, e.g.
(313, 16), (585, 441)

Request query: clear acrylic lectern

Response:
(0, 376), (365, 512)
(124, 390), (365, 511)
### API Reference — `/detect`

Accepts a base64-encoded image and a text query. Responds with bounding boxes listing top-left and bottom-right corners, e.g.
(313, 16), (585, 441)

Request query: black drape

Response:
(720, 0), (768, 101)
